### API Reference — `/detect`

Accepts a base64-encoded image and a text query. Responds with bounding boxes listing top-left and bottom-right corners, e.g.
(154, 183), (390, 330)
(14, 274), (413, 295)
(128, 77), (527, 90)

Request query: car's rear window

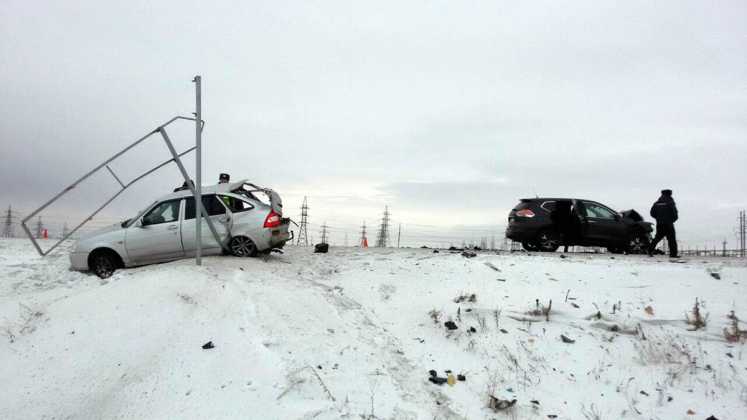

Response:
(512, 202), (533, 211)
(540, 201), (556, 212)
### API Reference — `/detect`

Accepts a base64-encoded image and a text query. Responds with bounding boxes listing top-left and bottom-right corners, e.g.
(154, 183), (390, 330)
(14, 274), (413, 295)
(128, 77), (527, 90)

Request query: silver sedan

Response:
(70, 179), (291, 278)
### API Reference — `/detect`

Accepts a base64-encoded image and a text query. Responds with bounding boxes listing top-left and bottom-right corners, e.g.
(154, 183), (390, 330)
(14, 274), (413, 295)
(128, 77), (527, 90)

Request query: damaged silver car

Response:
(70, 179), (292, 278)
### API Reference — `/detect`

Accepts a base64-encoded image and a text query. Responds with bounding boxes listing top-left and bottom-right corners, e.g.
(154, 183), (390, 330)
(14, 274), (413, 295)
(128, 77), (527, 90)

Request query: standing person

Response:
(648, 189), (679, 258)
(218, 173), (230, 184)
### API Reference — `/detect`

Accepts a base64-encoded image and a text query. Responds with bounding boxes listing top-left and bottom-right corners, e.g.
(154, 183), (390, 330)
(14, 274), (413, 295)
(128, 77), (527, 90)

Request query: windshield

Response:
(123, 201), (157, 227)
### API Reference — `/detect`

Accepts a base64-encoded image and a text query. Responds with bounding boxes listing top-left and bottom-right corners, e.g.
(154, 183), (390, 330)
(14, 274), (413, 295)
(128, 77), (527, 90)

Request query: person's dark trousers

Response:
(649, 223), (678, 257)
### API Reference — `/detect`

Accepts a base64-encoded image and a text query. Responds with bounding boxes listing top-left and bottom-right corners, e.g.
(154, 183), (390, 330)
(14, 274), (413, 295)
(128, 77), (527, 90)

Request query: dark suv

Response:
(505, 198), (653, 253)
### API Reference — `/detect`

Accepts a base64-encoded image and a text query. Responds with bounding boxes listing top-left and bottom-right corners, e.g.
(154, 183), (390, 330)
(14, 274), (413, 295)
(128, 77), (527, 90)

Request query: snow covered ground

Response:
(1, 238), (746, 419)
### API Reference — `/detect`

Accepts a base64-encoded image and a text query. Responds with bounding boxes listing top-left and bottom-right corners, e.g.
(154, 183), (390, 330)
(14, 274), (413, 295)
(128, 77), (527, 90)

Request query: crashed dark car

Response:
(505, 198), (653, 253)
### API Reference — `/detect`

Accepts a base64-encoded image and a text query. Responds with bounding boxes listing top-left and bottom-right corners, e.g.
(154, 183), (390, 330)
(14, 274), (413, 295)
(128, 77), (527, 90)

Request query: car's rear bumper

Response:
(268, 221), (292, 248)
(505, 223), (543, 242)
(69, 252), (88, 271)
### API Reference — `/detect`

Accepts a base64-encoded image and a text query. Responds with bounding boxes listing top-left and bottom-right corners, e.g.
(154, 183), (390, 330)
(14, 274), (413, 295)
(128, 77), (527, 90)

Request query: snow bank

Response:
(1, 238), (745, 419)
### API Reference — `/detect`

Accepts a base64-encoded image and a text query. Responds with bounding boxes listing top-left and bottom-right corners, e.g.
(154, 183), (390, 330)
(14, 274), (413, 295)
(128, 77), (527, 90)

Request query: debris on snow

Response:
(560, 334), (575, 343)
(488, 396), (516, 412)
(444, 321), (458, 330)
(202, 341), (215, 349)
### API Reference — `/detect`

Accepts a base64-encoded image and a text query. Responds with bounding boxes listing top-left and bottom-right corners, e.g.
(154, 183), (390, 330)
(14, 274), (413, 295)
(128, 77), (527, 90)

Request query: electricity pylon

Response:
(297, 196), (309, 246)
(375, 206), (390, 247)
(2, 206), (14, 238)
(320, 222), (329, 245)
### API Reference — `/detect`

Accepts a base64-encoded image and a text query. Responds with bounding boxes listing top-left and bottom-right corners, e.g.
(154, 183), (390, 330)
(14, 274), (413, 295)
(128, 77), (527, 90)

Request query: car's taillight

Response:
(515, 209), (535, 218)
(264, 210), (281, 228)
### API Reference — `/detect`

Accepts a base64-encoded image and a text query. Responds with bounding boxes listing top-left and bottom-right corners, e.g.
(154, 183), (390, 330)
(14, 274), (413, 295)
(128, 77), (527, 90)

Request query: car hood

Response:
(620, 209), (644, 222)
(79, 223), (124, 240)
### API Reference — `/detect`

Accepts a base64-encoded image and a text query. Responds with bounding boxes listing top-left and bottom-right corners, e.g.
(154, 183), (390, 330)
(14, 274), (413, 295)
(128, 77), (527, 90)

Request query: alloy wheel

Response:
(230, 236), (256, 257)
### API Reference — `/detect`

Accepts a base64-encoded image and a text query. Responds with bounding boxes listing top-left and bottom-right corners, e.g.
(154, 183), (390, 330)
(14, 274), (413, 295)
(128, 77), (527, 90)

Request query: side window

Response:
(219, 195), (254, 213)
(185, 195), (227, 219)
(540, 201), (556, 212)
(582, 201), (617, 220)
(142, 200), (180, 225)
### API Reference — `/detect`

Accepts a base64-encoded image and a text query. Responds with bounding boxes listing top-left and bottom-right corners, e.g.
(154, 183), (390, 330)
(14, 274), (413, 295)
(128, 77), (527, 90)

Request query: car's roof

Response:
(158, 179), (250, 201)
(520, 197), (603, 202)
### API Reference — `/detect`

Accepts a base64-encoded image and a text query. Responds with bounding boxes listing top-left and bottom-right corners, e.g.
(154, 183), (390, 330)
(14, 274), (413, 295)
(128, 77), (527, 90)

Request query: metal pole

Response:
(194, 75), (202, 266)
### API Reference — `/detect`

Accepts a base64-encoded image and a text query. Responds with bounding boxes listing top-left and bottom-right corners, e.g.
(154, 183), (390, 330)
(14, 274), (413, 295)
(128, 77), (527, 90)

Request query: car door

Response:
(181, 194), (231, 255)
(125, 199), (185, 264)
(579, 200), (628, 246)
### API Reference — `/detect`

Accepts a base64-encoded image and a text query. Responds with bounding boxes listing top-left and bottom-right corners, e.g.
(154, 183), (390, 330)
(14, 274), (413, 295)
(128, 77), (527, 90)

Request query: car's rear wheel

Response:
(522, 242), (539, 252)
(537, 230), (560, 252)
(626, 233), (650, 254)
(229, 236), (257, 257)
(90, 250), (118, 279)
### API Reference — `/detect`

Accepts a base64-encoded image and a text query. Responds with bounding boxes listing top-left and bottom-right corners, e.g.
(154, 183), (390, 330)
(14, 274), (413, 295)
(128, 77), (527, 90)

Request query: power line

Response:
(297, 196), (309, 246)
(320, 222), (329, 245)
(375, 206), (390, 247)
(2, 205), (14, 238)
(360, 221), (368, 247)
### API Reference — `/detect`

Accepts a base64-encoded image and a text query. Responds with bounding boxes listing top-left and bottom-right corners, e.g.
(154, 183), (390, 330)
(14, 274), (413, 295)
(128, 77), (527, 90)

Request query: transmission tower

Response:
(375, 206), (391, 247)
(35, 216), (44, 239)
(2, 206), (14, 238)
(297, 196), (309, 246)
(320, 222), (329, 245)
(360, 221), (368, 247)
(739, 210), (746, 258)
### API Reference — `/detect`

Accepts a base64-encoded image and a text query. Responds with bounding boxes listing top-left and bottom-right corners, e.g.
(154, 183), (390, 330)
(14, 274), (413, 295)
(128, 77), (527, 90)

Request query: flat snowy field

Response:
(1, 238), (746, 420)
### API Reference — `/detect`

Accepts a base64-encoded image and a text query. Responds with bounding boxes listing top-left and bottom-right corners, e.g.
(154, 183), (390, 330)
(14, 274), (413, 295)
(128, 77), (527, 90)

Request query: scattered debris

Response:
(709, 272), (721, 280)
(202, 341), (215, 350)
(461, 251), (477, 258)
(530, 399), (540, 405)
(314, 243), (329, 253)
(560, 334), (575, 344)
(433, 249), (439, 253)
(488, 396), (517, 412)
(571, 302), (580, 308)
(484, 262), (501, 271)
(444, 321), (458, 330)
(644, 305), (655, 316)
(457, 374), (466, 381)
(468, 326), (477, 333)
(706, 416), (719, 420)
(447, 373), (456, 386)
(500, 328), (508, 334)
(454, 293), (477, 303)
(428, 376), (448, 385)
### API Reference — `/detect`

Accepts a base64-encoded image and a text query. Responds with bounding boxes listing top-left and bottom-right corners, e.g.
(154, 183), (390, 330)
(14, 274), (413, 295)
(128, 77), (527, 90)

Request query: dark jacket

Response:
(650, 195), (678, 224)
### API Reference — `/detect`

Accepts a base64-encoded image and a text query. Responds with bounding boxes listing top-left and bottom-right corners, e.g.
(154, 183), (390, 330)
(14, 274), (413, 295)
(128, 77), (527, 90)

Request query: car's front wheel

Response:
(626, 234), (650, 254)
(90, 250), (118, 279)
(229, 236), (257, 257)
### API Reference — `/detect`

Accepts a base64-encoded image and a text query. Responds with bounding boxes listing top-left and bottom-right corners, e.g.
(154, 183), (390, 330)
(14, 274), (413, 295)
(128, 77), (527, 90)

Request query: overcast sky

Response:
(1, 0), (745, 248)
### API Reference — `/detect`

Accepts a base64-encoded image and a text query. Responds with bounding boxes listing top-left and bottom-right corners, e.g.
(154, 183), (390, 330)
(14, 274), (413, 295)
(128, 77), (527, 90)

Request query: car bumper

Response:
(505, 224), (542, 242)
(269, 224), (292, 248)
(69, 252), (88, 271)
